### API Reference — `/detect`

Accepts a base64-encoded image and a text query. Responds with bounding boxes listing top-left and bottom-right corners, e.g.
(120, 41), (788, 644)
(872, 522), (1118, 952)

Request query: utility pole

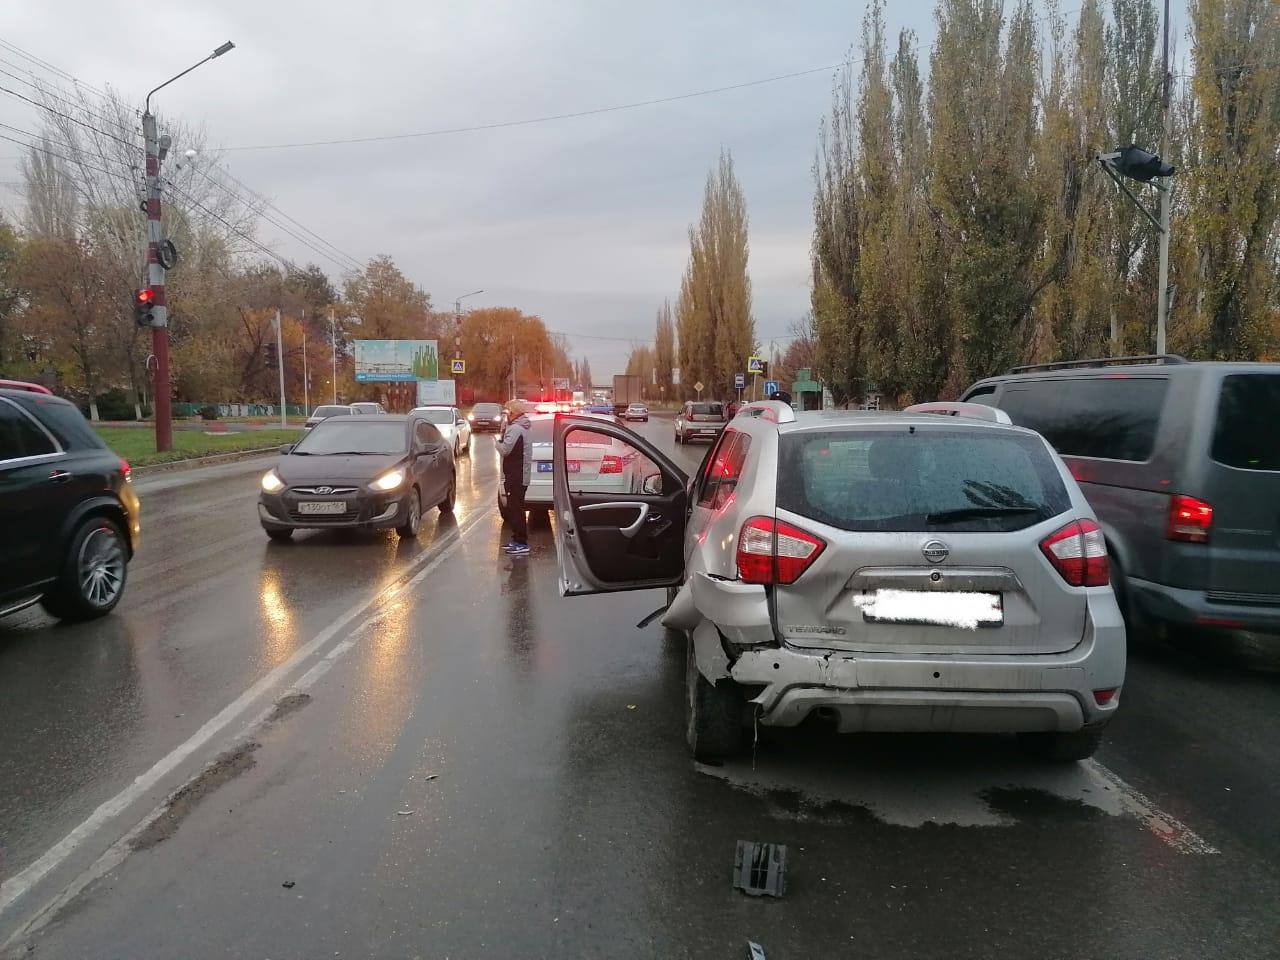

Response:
(273, 309), (286, 428)
(302, 329), (309, 416)
(1155, 0), (1173, 355)
(329, 307), (338, 404)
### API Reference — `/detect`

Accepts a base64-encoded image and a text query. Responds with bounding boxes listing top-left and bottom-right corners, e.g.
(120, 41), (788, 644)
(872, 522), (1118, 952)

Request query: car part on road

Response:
(733, 840), (787, 898)
(748, 942), (767, 960)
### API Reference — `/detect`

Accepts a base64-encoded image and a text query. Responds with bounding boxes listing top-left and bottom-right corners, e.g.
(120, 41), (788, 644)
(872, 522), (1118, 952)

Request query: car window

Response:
(562, 424), (663, 495)
(292, 420), (407, 455)
(474, 404), (502, 416)
(1211, 373), (1280, 471)
(415, 421), (442, 446)
(690, 402), (723, 417)
(697, 429), (749, 509)
(25, 397), (104, 450)
(0, 400), (58, 461)
(778, 429), (1070, 533)
(998, 377), (1168, 462)
(313, 406), (351, 417)
(415, 408), (454, 425)
(528, 417), (554, 443)
(964, 385), (998, 407)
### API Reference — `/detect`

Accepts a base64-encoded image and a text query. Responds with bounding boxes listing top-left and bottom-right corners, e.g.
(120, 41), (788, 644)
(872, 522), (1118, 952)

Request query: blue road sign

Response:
(764, 379), (779, 396)
(734, 372), (746, 389)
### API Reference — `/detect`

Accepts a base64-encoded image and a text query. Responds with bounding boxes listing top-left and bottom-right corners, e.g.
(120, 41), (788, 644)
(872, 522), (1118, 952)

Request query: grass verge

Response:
(94, 427), (303, 467)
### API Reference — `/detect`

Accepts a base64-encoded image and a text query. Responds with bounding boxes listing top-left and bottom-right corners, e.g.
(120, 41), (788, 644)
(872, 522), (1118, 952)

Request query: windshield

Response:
(473, 404), (502, 416)
(415, 408), (454, 425)
(690, 403), (723, 417)
(292, 420), (406, 455)
(312, 406), (351, 417)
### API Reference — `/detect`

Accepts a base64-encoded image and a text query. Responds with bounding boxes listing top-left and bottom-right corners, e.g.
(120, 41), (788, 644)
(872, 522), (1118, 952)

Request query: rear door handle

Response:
(48, 470), (71, 483)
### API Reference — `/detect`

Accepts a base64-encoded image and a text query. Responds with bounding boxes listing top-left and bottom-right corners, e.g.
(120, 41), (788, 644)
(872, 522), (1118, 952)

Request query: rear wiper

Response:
(926, 506), (1041, 524)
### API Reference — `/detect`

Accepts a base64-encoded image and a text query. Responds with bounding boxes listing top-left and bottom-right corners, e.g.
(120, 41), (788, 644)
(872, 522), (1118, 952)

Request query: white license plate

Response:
(855, 589), (1003, 629)
(297, 500), (347, 515)
(699, 429), (717, 435)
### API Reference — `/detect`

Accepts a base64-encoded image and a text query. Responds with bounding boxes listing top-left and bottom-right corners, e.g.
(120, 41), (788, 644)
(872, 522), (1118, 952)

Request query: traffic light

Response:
(758, 361), (769, 378)
(1113, 145), (1175, 182)
(264, 341), (278, 370)
(133, 288), (156, 327)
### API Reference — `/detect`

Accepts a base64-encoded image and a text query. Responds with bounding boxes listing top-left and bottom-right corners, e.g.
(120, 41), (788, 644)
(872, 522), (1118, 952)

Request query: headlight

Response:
(370, 468), (405, 491)
(467, 413), (475, 421)
(261, 470), (285, 493)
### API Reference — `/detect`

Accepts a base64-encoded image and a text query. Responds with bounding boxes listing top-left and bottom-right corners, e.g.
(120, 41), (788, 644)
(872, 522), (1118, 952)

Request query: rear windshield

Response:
(1212, 374), (1280, 471)
(778, 429), (1071, 533)
(313, 406), (351, 417)
(529, 417), (554, 443)
(415, 408), (454, 424)
(293, 420), (406, 455)
(473, 404), (501, 416)
(689, 403), (723, 417)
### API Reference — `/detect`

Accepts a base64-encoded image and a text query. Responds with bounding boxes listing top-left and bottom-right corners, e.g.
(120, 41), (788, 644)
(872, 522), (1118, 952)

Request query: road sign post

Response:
(693, 380), (704, 398)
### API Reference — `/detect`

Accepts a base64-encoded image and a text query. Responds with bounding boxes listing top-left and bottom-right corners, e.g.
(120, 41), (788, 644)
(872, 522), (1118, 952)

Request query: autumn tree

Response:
(653, 299), (676, 395)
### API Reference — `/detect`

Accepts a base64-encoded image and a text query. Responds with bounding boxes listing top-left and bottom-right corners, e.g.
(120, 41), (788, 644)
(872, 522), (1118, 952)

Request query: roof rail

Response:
(0, 379), (54, 395)
(736, 400), (796, 424)
(903, 401), (1012, 425)
(1007, 354), (1187, 375)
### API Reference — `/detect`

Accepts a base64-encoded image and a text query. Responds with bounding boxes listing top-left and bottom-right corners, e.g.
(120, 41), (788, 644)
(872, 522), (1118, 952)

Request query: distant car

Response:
(674, 401), (727, 444)
(624, 403), (649, 422)
(468, 402), (505, 433)
(410, 405), (472, 457)
(534, 401), (560, 415)
(304, 404), (353, 432)
(1, 383), (140, 621)
(259, 414), (456, 541)
(962, 355), (1280, 640)
(349, 402), (386, 415)
(551, 401), (1125, 762)
(584, 404), (614, 416)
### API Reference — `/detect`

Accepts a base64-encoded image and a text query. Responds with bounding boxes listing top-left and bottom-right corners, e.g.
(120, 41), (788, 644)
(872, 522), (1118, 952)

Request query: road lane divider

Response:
(1083, 760), (1219, 855)
(0, 505), (493, 938)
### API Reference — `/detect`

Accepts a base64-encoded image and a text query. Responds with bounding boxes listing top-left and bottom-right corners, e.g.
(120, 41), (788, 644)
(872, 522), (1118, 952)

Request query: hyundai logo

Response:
(315, 486), (333, 495)
(922, 539), (949, 564)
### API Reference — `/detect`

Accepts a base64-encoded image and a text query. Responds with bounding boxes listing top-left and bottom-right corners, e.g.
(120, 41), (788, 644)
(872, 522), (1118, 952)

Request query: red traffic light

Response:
(135, 288), (156, 305)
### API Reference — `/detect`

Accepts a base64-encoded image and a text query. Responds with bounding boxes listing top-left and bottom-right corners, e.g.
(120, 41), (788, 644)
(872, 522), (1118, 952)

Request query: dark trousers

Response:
(507, 483), (528, 544)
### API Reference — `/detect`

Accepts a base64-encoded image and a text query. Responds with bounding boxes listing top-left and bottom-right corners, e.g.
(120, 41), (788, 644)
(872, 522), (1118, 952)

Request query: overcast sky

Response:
(0, 1), (1187, 377)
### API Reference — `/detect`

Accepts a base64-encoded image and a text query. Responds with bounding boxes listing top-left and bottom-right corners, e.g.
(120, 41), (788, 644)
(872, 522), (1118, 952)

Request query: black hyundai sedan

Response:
(258, 415), (456, 541)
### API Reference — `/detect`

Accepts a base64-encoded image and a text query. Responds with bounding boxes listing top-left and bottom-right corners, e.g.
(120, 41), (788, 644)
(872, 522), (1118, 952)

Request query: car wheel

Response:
(40, 516), (128, 621)
(675, 430), (683, 445)
(439, 473), (456, 514)
(397, 487), (422, 538)
(685, 632), (743, 760)
(264, 527), (294, 542)
(1019, 727), (1105, 762)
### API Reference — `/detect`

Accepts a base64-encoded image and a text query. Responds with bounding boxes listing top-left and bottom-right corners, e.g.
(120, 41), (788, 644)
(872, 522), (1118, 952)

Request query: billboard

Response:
(416, 378), (457, 406)
(353, 339), (438, 382)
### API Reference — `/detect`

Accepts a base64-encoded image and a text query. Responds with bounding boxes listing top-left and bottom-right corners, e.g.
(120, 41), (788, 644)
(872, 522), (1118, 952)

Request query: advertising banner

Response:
(353, 340), (438, 382)
(416, 379), (457, 406)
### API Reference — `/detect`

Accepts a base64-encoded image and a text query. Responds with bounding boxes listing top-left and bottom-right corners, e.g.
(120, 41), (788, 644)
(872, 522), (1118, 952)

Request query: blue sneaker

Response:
(508, 543), (531, 557)
(501, 542), (521, 554)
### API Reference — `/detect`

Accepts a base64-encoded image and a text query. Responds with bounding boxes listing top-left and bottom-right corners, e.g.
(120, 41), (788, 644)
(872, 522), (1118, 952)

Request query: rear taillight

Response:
(736, 516), (826, 585)
(1166, 494), (1212, 543)
(119, 458), (132, 482)
(1039, 519), (1109, 587)
(599, 455), (623, 474)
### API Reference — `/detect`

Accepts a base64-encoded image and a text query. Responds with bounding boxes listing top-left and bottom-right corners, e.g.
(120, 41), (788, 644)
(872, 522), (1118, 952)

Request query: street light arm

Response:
(144, 42), (235, 114)
(1097, 159), (1164, 233)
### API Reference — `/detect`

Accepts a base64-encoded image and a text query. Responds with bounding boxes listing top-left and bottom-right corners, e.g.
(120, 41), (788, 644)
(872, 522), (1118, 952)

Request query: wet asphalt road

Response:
(2, 419), (1279, 958)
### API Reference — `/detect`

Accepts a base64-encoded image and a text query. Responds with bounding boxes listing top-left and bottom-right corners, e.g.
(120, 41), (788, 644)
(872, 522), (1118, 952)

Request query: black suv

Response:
(0, 382), (140, 621)
(962, 356), (1280, 640)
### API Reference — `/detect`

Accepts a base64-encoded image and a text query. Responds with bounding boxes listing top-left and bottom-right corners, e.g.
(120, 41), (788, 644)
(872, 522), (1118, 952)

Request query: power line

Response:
(165, 179), (301, 273)
(0, 35), (112, 101)
(0, 82), (136, 148)
(0, 58), (134, 131)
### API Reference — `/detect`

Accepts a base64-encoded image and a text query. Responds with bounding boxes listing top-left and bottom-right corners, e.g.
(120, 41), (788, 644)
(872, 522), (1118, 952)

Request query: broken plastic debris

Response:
(626, 704), (637, 711)
(282, 881), (295, 889)
(424, 774), (439, 781)
(748, 942), (767, 960)
(734, 841), (787, 898)
(397, 810), (415, 816)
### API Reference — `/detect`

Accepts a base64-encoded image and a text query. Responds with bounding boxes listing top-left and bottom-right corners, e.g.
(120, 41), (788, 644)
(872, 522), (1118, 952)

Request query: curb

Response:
(131, 446), (280, 478)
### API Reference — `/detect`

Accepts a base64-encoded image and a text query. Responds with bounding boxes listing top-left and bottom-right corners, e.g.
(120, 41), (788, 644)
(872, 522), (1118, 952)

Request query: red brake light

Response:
(599, 454), (623, 474)
(1039, 519), (1109, 587)
(119, 458), (132, 482)
(1166, 494), (1212, 543)
(1093, 688), (1118, 705)
(736, 516), (826, 585)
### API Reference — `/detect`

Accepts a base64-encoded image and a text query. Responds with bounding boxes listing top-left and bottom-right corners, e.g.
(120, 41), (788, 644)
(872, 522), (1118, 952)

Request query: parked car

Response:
(304, 404), (353, 432)
(258, 414), (455, 541)
(1, 382), (140, 621)
(410, 405), (471, 457)
(468, 402), (506, 433)
(674, 401), (727, 444)
(550, 401), (1126, 762)
(961, 356), (1280, 641)
(350, 401), (386, 415)
(497, 413), (632, 518)
(624, 403), (649, 422)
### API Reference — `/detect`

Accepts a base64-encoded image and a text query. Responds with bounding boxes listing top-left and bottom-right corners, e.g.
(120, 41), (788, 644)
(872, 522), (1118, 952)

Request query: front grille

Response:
(1207, 590), (1280, 607)
(291, 486), (359, 495)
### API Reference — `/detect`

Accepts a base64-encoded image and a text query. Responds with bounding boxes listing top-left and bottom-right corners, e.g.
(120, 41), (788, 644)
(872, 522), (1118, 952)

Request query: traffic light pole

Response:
(142, 111), (172, 452)
(274, 310), (287, 429)
(1155, 0), (1173, 355)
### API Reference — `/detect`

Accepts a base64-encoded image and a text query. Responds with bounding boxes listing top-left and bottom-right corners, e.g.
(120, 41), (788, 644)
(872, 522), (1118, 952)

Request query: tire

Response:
(685, 633), (743, 760)
(1019, 727), (1105, 762)
(397, 486), (423, 538)
(39, 516), (128, 621)
(439, 473), (457, 514)
(675, 430), (683, 445)
(265, 527), (294, 542)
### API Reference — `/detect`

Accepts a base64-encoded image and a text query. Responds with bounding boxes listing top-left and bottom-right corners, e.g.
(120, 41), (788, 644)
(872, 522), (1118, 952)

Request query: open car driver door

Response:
(551, 415), (688, 596)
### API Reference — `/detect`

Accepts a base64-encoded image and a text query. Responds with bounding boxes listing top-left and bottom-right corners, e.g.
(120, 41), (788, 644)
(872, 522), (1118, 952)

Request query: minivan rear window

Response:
(997, 376), (1168, 461)
(1212, 374), (1280, 471)
(689, 403), (724, 417)
(778, 429), (1070, 533)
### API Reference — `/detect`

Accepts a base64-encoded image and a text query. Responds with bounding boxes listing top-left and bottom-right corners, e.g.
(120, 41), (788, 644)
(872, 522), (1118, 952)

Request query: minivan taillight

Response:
(737, 516), (826, 585)
(1166, 494), (1212, 543)
(1039, 519), (1109, 587)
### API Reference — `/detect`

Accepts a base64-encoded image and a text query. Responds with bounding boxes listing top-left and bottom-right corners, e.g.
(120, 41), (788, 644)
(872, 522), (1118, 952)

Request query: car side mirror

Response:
(279, 443), (294, 454)
(642, 473), (663, 495)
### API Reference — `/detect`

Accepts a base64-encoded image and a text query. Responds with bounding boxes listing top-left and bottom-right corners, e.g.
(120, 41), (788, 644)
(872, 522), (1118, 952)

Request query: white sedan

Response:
(410, 405), (471, 457)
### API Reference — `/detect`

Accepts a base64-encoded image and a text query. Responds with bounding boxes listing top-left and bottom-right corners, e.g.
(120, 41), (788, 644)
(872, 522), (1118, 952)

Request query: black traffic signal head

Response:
(133, 288), (156, 327)
(1114, 145), (1175, 182)
(264, 341), (278, 369)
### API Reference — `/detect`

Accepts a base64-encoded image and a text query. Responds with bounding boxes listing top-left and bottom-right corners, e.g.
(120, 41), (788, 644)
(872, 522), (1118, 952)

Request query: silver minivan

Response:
(551, 402), (1126, 761)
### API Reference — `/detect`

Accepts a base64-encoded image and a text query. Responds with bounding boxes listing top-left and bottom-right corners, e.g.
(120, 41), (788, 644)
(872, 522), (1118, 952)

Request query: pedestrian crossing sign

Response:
(451, 359), (465, 374)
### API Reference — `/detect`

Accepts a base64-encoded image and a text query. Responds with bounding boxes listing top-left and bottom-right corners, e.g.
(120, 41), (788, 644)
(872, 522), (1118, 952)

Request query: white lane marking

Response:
(1084, 760), (1219, 855)
(0, 509), (490, 921)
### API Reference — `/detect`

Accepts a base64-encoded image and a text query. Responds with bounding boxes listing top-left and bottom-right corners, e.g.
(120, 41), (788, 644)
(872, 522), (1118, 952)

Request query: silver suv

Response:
(551, 401), (1126, 762)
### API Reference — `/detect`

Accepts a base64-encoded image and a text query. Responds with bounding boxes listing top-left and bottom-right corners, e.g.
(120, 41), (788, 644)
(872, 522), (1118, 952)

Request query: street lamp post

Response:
(142, 41), (235, 453)
(330, 309), (362, 403)
(453, 289), (483, 369)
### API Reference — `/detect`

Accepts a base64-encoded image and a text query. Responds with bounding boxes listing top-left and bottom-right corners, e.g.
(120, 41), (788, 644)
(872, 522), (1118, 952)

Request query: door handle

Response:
(48, 470), (71, 483)
(579, 501), (650, 538)
(647, 513), (664, 523)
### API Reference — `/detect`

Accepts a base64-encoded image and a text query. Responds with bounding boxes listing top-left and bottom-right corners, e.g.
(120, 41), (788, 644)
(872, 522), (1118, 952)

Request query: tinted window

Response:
(292, 420), (407, 455)
(964, 385), (997, 407)
(690, 403), (724, 417)
(1212, 374), (1280, 471)
(999, 377), (1168, 461)
(26, 397), (104, 450)
(0, 401), (57, 460)
(778, 429), (1070, 533)
(313, 406), (351, 417)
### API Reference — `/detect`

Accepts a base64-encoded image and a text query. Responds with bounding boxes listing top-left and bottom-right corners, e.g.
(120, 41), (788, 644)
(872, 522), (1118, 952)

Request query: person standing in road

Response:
(496, 399), (533, 556)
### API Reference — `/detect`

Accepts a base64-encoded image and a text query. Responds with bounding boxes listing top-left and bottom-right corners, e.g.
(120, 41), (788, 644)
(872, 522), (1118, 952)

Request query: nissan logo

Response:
(922, 539), (949, 564)
(316, 486), (333, 495)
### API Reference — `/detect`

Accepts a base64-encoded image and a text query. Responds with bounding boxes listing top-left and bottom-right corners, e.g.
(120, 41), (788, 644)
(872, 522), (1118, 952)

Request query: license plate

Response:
(856, 590), (1003, 629)
(700, 429), (717, 435)
(297, 500), (347, 515)
(537, 462), (580, 473)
